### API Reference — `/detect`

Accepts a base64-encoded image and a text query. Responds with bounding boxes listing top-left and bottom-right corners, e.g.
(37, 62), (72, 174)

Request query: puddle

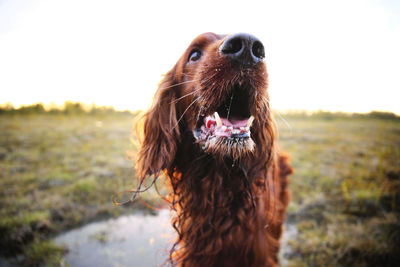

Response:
(54, 209), (174, 267)
(54, 210), (298, 267)
(279, 222), (298, 266)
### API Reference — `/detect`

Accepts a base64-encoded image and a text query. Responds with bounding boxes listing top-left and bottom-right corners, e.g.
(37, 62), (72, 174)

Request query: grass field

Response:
(277, 115), (400, 266)
(0, 110), (399, 266)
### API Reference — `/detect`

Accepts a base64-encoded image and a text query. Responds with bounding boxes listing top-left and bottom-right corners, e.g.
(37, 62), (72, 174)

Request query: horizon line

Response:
(1, 101), (399, 116)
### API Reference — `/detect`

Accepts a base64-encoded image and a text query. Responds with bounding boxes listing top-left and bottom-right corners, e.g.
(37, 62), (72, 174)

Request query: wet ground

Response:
(54, 209), (297, 267)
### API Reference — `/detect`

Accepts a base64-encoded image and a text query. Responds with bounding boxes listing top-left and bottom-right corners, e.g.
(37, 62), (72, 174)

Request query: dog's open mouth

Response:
(193, 85), (255, 158)
(199, 112), (254, 139)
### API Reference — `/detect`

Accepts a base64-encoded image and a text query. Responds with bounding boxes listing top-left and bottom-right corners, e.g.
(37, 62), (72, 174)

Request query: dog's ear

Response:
(136, 67), (181, 179)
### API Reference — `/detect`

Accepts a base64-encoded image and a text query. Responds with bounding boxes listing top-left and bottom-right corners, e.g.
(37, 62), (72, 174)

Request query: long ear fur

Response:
(136, 68), (180, 179)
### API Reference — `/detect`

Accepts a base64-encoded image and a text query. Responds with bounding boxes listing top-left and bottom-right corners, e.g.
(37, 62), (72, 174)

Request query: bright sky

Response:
(1, 0), (399, 113)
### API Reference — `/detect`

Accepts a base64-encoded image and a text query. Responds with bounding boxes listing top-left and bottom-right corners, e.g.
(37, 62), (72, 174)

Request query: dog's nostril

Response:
(221, 37), (243, 55)
(252, 41), (265, 59)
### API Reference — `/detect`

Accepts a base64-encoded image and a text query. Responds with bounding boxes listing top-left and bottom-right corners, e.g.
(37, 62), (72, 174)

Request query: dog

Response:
(136, 32), (293, 267)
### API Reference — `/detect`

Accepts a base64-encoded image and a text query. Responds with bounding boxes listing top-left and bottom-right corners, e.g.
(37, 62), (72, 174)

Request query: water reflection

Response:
(54, 209), (174, 267)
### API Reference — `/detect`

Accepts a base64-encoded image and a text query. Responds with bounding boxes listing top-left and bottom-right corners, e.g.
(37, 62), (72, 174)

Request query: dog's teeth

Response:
(221, 125), (227, 131)
(247, 116), (255, 127)
(214, 112), (222, 126)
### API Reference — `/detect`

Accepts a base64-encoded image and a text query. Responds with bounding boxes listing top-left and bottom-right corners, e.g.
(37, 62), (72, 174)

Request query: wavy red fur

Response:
(135, 33), (293, 267)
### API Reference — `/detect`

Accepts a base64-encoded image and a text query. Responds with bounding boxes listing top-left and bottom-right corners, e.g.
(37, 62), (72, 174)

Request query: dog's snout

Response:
(219, 33), (265, 67)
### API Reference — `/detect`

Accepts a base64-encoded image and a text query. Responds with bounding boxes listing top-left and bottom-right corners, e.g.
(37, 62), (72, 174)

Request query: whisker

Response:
(263, 96), (292, 135)
(226, 91), (234, 120)
(275, 110), (292, 135)
(182, 73), (196, 78)
(168, 75), (214, 105)
(159, 79), (199, 91)
(171, 96), (200, 131)
(170, 88), (202, 104)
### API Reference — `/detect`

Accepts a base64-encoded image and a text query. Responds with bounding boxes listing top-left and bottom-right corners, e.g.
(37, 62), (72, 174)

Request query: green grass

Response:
(0, 113), (151, 265)
(276, 116), (400, 266)
(0, 111), (399, 266)
(23, 239), (66, 267)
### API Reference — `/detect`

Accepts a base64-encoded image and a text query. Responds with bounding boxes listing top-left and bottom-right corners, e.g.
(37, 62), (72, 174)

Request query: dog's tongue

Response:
(220, 118), (248, 127)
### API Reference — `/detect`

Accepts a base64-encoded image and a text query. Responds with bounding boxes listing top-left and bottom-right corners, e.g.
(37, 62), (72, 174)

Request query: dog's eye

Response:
(188, 50), (202, 62)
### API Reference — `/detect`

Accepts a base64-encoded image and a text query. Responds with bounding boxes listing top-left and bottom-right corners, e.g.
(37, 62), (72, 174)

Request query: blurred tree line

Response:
(0, 102), (136, 116)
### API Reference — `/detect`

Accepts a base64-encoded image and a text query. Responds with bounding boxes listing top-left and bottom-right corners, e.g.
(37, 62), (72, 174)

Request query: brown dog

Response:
(136, 33), (292, 267)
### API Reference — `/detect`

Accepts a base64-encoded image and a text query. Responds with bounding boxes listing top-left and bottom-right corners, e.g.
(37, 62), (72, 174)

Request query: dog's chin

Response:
(193, 84), (256, 159)
(195, 133), (255, 160)
(193, 113), (255, 159)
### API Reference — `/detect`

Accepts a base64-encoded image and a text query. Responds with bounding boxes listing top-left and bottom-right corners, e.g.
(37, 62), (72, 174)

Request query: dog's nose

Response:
(219, 33), (265, 67)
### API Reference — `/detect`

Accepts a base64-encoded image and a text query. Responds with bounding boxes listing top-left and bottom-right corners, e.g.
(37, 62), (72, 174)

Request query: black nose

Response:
(219, 33), (265, 67)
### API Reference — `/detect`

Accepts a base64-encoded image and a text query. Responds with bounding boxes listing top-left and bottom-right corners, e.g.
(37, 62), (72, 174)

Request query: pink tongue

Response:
(220, 118), (248, 127)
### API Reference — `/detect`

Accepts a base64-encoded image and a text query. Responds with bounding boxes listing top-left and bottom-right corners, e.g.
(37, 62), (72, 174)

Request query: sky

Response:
(0, 0), (399, 113)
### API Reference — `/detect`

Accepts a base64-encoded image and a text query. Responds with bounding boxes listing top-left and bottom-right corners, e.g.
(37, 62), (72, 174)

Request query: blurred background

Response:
(0, 0), (399, 266)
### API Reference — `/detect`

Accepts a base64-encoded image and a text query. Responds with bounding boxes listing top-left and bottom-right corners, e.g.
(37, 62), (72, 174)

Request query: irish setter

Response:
(135, 33), (293, 267)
